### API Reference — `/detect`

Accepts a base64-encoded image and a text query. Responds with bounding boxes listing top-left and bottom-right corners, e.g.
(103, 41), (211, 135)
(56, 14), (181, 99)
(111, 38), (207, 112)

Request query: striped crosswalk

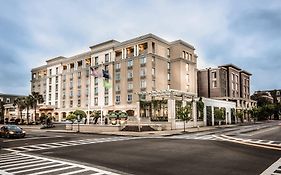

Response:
(169, 134), (220, 141)
(3, 136), (139, 153)
(0, 152), (121, 175)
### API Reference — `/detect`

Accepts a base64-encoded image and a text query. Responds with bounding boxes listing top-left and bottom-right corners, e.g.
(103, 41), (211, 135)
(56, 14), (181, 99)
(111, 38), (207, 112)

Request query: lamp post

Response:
(77, 115), (80, 133)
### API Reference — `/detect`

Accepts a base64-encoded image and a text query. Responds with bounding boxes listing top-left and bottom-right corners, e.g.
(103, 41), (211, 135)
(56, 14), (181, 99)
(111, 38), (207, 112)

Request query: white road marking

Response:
(214, 135), (281, 151)
(261, 157), (281, 175)
(3, 136), (63, 142)
(4, 136), (137, 153)
(0, 152), (121, 175)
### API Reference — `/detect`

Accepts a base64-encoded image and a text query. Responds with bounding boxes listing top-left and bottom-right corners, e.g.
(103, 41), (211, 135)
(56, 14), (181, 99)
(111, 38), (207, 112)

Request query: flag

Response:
(102, 69), (110, 79)
(90, 67), (101, 77)
(85, 58), (91, 65)
(103, 80), (112, 89)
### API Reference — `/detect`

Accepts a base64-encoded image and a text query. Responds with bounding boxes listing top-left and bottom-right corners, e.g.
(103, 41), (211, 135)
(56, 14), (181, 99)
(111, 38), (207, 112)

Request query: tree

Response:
(13, 97), (26, 121)
(196, 97), (204, 121)
(177, 104), (192, 132)
(24, 95), (35, 124)
(66, 110), (87, 123)
(214, 108), (225, 125)
(236, 110), (244, 123)
(0, 101), (5, 124)
(31, 92), (44, 121)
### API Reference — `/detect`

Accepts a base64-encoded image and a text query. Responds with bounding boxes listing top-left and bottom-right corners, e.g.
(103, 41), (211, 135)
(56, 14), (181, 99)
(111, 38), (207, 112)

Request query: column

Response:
(211, 106), (215, 126)
(121, 49), (124, 59)
(58, 112), (62, 122)
(203, 105), (207, 126)
(136, 45), (139, 56)
(168, 99), (176, 130)
(136, 101), (141, 131)
(133, 45), (136, 56)
(192, 99), (197, 127)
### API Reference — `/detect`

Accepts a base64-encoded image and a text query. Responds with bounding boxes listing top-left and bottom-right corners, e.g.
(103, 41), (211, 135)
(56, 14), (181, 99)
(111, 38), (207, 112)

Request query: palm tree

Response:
(13, 97), (26, 121)
(24, 95), (35, 124)
(31, 92), (44, 121)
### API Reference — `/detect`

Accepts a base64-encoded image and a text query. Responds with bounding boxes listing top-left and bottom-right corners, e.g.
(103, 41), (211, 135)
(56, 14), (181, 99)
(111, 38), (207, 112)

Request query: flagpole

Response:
(87, 66), (90, 124)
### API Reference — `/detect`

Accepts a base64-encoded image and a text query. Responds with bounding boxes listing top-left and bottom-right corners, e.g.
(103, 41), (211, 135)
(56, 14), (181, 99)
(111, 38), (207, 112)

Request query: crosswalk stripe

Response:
(31, 165), (76, 175)
(5, 161), (55, 171)
(0, 156), (32, 164)
(59, 169), (90, 175)
(4, 137), (136, 153)
(0, 160), (46, 169)
(10, 163), (65, 174)
(0, 158), (38, 166)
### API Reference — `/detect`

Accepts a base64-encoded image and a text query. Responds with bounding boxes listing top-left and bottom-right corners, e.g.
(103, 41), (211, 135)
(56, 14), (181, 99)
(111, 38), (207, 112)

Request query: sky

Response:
(0, 0), (280, 95)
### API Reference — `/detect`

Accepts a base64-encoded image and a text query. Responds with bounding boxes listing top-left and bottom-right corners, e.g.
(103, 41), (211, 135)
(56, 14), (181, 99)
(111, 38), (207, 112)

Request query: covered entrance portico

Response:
(137, 89), (197, 130)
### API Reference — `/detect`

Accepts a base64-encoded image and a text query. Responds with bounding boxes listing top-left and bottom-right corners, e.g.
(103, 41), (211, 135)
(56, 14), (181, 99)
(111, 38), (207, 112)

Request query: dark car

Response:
(0, 125), (26, 138)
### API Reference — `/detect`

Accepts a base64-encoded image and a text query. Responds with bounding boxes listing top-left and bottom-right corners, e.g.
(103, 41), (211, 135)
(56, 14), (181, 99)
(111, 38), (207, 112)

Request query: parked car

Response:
(0, 125), (26, 138)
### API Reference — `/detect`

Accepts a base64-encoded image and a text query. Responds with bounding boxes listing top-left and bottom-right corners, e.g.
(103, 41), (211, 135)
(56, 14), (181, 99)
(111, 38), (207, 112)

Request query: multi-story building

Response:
(198, 64), (256, 112)
(31, 34), (198, 122)
(253, 89), (281, 104)
(0, 93), (26, 123)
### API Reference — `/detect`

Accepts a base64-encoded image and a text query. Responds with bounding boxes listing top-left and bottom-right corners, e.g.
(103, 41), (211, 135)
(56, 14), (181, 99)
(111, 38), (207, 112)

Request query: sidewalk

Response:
(45, 125), (236, 137)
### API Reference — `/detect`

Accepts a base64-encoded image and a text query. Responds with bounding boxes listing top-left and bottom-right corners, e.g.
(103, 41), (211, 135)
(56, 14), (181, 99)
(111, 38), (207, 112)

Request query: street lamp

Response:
(77, 115), (80, 133)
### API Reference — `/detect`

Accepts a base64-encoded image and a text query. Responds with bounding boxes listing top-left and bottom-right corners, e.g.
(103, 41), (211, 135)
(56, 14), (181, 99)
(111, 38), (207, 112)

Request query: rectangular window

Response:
(186, 74), (189, 83)
(94, 87), (98, 95)
(115, 72), (120, 80)
(128, 82), (133, 90)
(78, 99), (81, 106)
(105, 53), (109, 62)
(236, 75), (239, 82)
(56, 67), (58, 74)
(78, 72), (81, 78)
(152, 80), (156, 88)
(55, 84), (58, 91)
(127, 71), (133, 79)
(49, 78), (52, 84)
(152, 42), (155, 53)
(140, 68), (146, 77)
(70, 81), (73, 89)
(49, 85), (52, 92)
(152, 68), (155, 76)
(6, 98), (10, 103)
(104, 96), (109, 105)
(140, 56), (146, 64)
(232, 73), (235, 81)
(48, 94), (51, 101)
(167, 48), (170, 57)
(78, 90), (81, 97)
(94, 77), (98, 85)
(70, 100), (73, 107)
(70, 91), (73, 97)
(115, 63), (120, 69)
(55, 76), (58, 83)
(49, 69), (52, 76)
(168, 73), (170, 81)
(94, 97), (98, 106)
(116, 96), (120, 103)
(168, 62), (170, 70)
(186, 64), (189, 71)
(78, 79), (81, 88)
(55, 93), (58, 100)
(212, 72), (217, 79)
(127, 94), (133, 102)
(128, 60), (133, 67)
(94, 56), (98, 65)
(212, 81), (217, 88)
(116, 84), (120, 91)
(140, 80), (146, 88)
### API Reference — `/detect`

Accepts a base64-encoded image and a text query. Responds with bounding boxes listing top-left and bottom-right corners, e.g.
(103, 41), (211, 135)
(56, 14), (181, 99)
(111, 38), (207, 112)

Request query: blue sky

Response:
(0, 0), (280, 95)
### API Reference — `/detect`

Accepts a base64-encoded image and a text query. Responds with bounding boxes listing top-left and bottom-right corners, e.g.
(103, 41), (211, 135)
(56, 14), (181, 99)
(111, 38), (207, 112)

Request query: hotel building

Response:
(31, 34), (198, 122)
(197, 64), (256, 112)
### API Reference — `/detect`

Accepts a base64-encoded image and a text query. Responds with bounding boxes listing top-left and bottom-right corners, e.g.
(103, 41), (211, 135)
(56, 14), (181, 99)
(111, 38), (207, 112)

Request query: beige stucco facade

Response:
(31, 34), (198, 122)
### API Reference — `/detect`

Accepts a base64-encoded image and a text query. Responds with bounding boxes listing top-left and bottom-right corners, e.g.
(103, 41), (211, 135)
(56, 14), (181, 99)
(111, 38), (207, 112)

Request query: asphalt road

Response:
(30, 138), (279, 175)
(1, 122), (281, 175)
